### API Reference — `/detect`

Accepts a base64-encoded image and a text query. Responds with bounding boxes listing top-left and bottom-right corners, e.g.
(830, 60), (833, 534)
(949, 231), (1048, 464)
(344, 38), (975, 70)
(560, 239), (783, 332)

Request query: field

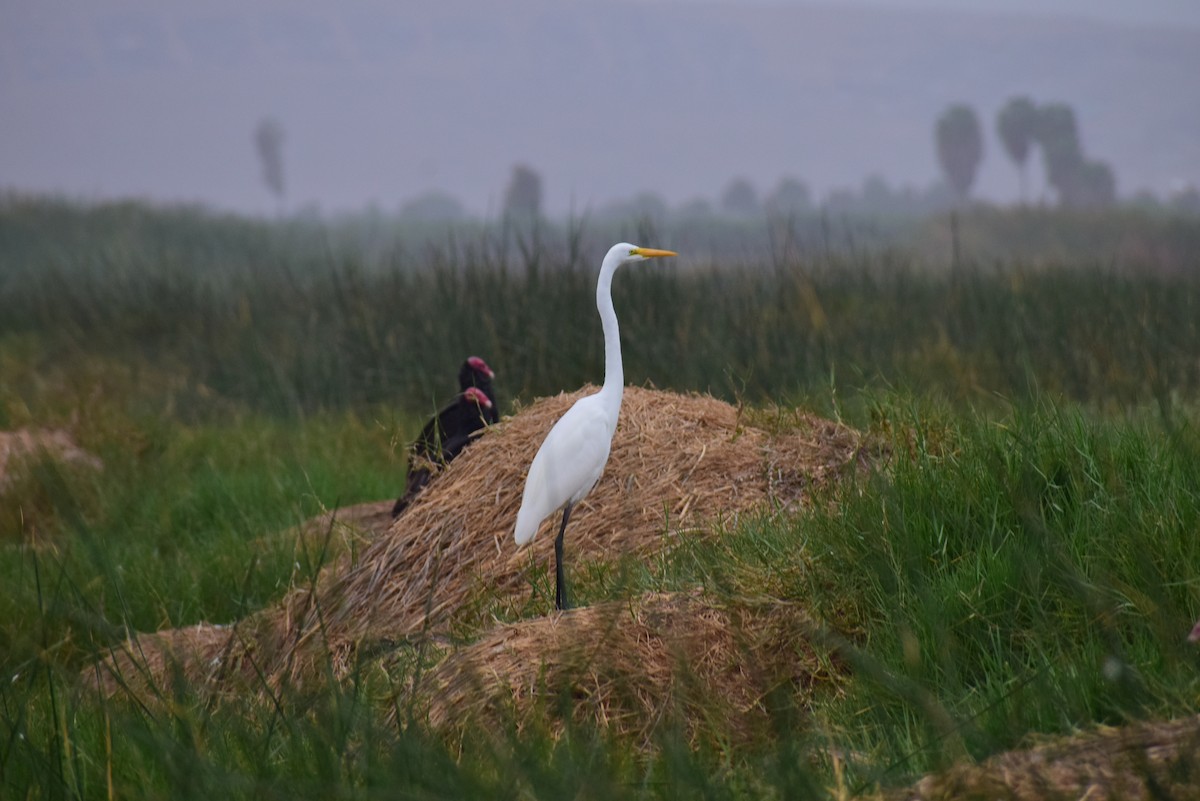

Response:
(2, 196), (1200, 799)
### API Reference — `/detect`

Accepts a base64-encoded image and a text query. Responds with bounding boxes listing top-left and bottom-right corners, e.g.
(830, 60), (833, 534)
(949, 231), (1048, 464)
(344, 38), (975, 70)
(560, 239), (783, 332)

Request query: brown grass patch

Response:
(90, 387), (864, 698)
(85, 622), (236, 700)
(0, 428), (103, 491)
(88, 501), (400, 698)
(1, 427), (104, 542)
(249, 499), (395, 561)
(411, 588), (839, 748)
(292, 499), (396, 543)
(893, 715), (1200, 801)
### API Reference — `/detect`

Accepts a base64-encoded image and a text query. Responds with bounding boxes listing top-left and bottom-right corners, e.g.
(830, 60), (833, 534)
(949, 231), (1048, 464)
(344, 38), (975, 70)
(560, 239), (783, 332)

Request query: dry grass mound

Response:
(291, 499), (396, 542)
(0, 427), (102, 491)
(249, 499), (395, 560)
(412, 589), (840, 748)
(894, 714), (1200, 800)
(86, 622), (235, 700)
(90, 501), (394, 698)
(91, 387), (864, 697)
(2, 427), (105, 542)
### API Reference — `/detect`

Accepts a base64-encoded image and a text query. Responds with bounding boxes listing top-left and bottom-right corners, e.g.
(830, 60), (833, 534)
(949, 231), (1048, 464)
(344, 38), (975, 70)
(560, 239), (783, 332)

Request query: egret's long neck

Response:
(596, 255), (623, 413)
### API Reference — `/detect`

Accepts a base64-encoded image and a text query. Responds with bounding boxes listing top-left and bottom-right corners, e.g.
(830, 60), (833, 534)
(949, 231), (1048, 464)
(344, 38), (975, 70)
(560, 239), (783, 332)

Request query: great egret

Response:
(514, 243), (677, 610)
(392, 357), (498, 516)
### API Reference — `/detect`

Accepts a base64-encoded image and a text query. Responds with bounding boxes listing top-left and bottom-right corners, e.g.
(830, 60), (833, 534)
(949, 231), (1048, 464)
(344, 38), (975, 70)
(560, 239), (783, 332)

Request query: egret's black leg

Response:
(554, 503), (573, 611)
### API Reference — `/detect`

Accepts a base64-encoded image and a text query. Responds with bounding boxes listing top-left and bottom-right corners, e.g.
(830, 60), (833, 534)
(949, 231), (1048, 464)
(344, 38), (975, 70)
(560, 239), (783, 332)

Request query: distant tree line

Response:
(574, 173), (958, 224)
(480, 100), (1126, 225)
(264, 120), (1191, 224)
(935, 97), (1116, 208)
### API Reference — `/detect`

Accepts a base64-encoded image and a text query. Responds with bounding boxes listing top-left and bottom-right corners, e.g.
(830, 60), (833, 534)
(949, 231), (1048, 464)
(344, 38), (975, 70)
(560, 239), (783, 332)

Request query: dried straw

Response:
(893, 714), (1200, 801)
(91, 387), (864, 697)
(0, 427), (103, 491)
(410, 588), (838, 748)
(249, 499), (395, 559)
(85, 622), (235, 700)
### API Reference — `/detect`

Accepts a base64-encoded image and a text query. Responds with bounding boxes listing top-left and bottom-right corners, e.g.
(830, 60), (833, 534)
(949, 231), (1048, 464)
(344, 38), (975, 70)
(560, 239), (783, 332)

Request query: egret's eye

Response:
(628, 248), (638, 256)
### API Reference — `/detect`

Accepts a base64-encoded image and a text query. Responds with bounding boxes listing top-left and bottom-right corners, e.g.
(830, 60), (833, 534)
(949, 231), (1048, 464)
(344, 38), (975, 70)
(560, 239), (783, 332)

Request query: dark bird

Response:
(392, 357), (498, 516)
(459, 355), (499, 410)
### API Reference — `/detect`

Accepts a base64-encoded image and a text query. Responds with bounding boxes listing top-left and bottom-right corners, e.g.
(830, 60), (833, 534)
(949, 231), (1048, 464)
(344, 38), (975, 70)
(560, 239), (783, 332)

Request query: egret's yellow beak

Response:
(632, 247), (677, 258)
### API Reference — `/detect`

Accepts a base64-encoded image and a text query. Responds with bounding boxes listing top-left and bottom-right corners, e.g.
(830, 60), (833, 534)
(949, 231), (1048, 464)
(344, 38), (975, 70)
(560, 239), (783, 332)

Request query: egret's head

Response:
(609, 242), (678, 265)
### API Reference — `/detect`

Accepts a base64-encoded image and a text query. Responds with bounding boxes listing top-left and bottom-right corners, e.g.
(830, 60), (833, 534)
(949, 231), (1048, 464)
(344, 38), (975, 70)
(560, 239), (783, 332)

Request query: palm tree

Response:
(996, 96), (1039, 203)
(503, 163), (543, 220)
(1035, 103), (1082, 203)
(935, 104), (984, 203)
(254, 117), (286, 215)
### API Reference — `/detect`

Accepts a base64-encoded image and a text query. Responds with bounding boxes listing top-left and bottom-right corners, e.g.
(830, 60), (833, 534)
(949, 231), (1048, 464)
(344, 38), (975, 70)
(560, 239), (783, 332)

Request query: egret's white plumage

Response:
(514, 242), (677, 609)
(513, 393), (613, 545)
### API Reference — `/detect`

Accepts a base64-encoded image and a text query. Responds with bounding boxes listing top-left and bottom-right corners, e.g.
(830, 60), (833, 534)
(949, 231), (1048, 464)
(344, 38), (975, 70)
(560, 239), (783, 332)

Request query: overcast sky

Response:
(2, 0), (1197, 216)
(795, 0), (1200, 28)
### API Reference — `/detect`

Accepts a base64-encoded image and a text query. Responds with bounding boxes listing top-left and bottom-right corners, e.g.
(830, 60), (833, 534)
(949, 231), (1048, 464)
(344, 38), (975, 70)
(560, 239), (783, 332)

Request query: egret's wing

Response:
(513, 399), (613, 545)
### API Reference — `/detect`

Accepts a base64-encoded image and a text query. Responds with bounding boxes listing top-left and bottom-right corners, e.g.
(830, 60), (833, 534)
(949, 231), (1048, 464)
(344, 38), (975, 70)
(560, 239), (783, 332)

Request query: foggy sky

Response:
(799, 0), (1200, 29)
(2, 0), (1198, 217)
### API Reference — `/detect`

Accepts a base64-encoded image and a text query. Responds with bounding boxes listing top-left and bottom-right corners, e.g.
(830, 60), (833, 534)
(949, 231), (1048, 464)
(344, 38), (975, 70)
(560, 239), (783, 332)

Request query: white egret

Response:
(514, 243), (678, 610)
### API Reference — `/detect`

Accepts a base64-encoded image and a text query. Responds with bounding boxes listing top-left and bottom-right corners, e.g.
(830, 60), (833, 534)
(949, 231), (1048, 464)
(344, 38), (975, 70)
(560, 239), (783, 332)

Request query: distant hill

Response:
(1, 0), (1197, 214)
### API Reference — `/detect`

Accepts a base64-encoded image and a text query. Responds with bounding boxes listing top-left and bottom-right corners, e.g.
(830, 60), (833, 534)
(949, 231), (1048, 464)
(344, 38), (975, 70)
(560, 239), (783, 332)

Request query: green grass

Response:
(0, 407), (403, 668)
(712, 398), (1200, 785)
(2, 197), (1200, 798)
(6, 395), (1198, 799)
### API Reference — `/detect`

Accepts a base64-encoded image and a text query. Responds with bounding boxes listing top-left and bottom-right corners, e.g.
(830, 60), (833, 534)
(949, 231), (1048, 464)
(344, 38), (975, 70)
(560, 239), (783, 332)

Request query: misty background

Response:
(2, 0), (1198, 218)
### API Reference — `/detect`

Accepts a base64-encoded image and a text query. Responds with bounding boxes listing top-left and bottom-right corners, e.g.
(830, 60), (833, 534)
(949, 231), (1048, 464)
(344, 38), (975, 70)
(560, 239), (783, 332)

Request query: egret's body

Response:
(513, 392), (615, 540)
(514, 243), (677, 610)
